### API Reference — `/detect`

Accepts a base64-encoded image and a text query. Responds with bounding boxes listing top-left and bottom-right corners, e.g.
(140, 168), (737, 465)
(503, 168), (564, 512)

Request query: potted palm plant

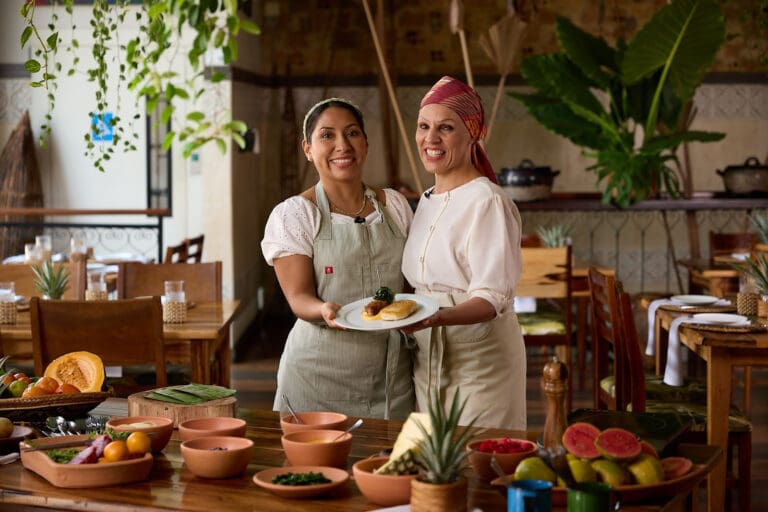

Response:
(750, 210), (768, 252)
(410, 389), (477, 512)
(740, 252), (768, 318)
(509, 0), (726, 207)
(32, 261), (70, 300)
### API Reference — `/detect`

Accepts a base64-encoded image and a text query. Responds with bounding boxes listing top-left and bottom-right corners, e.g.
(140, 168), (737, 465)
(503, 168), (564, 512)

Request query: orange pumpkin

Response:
(44, 351), (105, 393)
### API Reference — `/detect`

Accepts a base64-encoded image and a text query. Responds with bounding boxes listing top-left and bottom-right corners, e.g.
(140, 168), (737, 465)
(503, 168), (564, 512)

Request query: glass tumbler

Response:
(163, 280), (186, 323)
(86, 272), (108, 301)
(35, 235), (53, 263)
(24, 243), (40, 264)
(0, 282), (17, 324)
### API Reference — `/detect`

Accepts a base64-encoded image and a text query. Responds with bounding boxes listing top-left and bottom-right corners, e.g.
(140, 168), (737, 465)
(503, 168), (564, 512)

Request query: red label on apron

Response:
(324, 266), (333, 274)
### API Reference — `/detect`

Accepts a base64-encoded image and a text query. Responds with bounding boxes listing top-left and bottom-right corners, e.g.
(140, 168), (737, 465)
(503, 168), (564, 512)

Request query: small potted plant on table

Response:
(410, 389), (477, 512)
(32, 261), (70, 300)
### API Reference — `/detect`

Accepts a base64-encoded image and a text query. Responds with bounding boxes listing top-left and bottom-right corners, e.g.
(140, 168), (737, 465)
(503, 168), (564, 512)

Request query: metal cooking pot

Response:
(716, 156), (768, 196)
(497, 159), (560, 202)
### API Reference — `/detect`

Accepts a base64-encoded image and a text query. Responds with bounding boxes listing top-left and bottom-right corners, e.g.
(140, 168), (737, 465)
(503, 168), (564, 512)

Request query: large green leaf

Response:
(642, 130), (725, 153)
(622, 0), (725, 104)
(556, 16), (617, 89)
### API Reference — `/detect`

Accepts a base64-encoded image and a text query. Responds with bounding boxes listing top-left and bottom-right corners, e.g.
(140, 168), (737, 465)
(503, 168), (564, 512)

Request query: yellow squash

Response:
(44, 351), (105, 393)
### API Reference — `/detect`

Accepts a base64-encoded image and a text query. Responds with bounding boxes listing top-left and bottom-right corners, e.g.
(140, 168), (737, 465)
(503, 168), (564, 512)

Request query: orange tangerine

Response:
(103, 440), (128, 462)
(126, 432), (151, 456)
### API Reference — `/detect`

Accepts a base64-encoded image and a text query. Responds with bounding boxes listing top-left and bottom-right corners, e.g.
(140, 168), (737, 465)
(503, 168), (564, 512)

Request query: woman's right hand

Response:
(320, 301), (345, 329)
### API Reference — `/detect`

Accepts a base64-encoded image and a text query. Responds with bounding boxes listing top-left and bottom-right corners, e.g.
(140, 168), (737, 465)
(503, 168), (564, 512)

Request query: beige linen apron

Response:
(273, 184), (414, 420)
(413, 290), (526, 430)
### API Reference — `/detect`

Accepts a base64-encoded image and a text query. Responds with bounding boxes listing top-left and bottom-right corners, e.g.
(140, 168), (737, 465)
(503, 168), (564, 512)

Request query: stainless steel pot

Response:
(716, 157), (768, 196)
(497, 159), (560, 202)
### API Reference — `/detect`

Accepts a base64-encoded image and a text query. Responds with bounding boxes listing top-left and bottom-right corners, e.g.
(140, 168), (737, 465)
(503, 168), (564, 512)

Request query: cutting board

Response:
(127, 390), (237, 428)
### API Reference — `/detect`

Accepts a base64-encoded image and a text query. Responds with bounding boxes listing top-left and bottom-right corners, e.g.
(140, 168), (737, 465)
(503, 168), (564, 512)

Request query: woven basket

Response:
(0, 388), (112, 423)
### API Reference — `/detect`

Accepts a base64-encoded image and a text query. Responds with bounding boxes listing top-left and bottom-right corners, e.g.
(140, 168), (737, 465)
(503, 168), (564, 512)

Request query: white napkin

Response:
(513, 296), (537, 313)
(646, 299), (676, 356)
(0, 452), (19, 465)
(645, 297), (732, 357)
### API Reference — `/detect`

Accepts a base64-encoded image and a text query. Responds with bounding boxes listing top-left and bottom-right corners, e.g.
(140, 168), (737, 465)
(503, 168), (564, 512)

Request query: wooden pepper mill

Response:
(542, 356), (568, 448)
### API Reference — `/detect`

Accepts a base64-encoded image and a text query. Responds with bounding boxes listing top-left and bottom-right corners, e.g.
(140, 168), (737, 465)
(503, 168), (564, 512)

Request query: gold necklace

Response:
(329, 193), (367, 216)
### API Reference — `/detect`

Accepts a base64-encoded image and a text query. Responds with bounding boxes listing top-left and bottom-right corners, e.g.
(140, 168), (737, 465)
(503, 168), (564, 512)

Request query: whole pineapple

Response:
(32, 261), (70, 300)
(535, 224), (572, 247)
(412, 389), (477, 484)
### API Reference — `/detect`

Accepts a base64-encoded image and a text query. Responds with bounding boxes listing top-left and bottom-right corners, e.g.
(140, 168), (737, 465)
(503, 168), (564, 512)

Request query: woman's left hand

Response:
(320, 301), (346, 329)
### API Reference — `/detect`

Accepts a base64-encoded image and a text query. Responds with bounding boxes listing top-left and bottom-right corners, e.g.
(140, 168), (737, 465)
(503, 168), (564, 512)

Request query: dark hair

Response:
(303, 99), (367, 142)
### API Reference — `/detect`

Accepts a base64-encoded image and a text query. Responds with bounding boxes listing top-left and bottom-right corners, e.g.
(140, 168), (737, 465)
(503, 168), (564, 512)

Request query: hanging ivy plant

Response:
(20, 0), (260, 172)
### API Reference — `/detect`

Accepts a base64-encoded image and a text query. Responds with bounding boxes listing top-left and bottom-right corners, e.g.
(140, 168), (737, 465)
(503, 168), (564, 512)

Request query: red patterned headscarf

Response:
(419, 76), (498, 184)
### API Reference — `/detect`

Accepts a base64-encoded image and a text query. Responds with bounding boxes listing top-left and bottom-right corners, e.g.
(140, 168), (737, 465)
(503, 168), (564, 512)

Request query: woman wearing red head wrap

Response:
(402, 76), (526, 429)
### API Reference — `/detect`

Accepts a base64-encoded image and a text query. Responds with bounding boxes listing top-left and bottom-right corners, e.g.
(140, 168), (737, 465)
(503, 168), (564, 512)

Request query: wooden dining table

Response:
(0, 401), (720, 512)
(0, 300), (241, 387)
(652, 306), (768, 512)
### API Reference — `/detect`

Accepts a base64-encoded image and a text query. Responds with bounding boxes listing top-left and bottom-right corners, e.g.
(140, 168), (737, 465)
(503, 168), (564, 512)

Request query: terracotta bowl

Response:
(105, 416), (173, 453)
(178, 417), (246, 442)
(180, 436), (254, 479)
(466, 437), (537, 481)
(281, 429), (352, 469)
(280, 412), (348, 435)
(352, 456), (416, 506)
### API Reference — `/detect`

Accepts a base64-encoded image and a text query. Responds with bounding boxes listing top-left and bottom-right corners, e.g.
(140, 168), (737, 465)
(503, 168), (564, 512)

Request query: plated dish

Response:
(253, 465), (349, 499)
(20, 435), (153, 488)
(333, 293), (438, 331)
(692, 313), (749, 325)
(669, 294), (719, 306)
(491, 461), (710, 505)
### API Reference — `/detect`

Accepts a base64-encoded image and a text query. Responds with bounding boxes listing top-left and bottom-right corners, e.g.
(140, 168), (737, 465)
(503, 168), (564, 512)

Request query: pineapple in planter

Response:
(409, 389), (477, 512)
(32, 261), (70, 300)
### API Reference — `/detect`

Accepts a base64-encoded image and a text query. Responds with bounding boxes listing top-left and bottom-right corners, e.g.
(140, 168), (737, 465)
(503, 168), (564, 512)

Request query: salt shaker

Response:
(542, 356), (568, 449)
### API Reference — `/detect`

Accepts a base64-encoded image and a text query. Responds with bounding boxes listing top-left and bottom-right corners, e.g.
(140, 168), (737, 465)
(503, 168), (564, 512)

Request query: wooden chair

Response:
(611, 277), (752, 512)
(587, 267), (628, 411)
(164, 234), (204, 264)
(517, 246), (574, 411)
(117, 261), (222, 302)
(117, 261), (226, 385)
(30, 296), (167, 395)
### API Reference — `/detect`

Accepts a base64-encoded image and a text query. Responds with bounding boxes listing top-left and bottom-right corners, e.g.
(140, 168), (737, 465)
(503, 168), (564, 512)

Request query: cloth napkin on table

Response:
(663, 314), (748, 386)
(645, 297), (731, 357)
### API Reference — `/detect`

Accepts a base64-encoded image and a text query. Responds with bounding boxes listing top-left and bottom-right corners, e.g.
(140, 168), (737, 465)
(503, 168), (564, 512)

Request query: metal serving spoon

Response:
(281, 394), (303, 424)
(331, 418), (364, 442)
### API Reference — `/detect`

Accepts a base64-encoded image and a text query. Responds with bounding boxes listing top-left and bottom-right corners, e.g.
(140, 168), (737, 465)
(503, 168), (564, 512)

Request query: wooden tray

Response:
(20, 435), (153, 488)
(128, 389), (237, 428)
(0, 389), (113, 423)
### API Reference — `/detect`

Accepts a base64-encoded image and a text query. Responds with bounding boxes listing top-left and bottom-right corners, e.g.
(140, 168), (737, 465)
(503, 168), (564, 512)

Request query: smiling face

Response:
(415, 103), (474, 177)
(303, 106), (368, 184)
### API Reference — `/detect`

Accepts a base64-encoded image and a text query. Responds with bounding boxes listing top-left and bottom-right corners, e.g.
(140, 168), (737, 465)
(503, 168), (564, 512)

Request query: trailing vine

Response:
(19, 0), (260, 172)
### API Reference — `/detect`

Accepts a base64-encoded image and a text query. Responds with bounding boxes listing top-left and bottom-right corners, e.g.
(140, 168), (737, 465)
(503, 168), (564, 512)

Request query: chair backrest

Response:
(164, 234), (204, 264)
(518, 246), (572, 299)
(587, 266), (626, 411)
(521, 233), (543, 248)
(117, 261), (222, 302)
(709, 231), (760, 258)
(30, 296), (166, 387)
(0, 261), (86, 300)
(164, 241), (189, 264)
(616, 283), (648, 413)
(186, 234), (204, 263)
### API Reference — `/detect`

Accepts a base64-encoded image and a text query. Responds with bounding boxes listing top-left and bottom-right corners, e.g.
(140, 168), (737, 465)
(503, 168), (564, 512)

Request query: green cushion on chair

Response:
(600, 374), (707, 405)
(643, 401), (751, 433)
(518, 310), (566, 335)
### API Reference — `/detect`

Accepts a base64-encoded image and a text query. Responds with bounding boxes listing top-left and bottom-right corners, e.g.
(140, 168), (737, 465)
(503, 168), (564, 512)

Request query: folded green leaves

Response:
(146, 384), (236, 404)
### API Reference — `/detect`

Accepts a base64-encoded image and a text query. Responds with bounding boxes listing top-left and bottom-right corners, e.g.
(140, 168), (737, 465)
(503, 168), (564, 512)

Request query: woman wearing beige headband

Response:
(261, 98), (414, 419)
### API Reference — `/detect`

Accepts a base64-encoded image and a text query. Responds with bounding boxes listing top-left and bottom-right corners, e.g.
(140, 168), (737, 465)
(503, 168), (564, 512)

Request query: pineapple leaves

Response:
(738, 253), (768, 296)
(412, 388), (478, 484)
(32, 261), (70, 300)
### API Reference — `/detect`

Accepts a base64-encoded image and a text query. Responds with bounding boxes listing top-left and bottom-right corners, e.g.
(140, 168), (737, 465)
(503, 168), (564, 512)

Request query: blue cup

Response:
(507, 479), (552, 512)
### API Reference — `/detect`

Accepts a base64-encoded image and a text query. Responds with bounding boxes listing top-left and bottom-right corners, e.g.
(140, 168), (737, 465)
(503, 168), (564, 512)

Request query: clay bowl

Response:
(105, 416), (173, 453)
(180, 436), (254, 479)
(280, 412), (348, 435)
(352, 456), (416, 506)
(466, 437), (537, 481)
(281, 429), (352, 469)
(178, 417), (246, 442)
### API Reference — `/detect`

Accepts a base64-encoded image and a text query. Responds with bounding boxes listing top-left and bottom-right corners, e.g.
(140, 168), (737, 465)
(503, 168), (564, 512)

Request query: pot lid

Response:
(720, 156), (768, 172)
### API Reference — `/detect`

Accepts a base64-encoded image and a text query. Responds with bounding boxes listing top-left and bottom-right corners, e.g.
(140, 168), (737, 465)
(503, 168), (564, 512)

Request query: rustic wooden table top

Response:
(0, 403), (720, 512)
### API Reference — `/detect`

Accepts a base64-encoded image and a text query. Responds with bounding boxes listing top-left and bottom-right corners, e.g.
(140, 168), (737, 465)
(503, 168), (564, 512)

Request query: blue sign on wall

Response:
(91, 112), (114, 142)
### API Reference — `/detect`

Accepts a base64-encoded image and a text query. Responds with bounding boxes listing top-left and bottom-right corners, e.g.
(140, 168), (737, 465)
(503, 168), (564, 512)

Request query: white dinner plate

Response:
(333, 293), (439, 331)
(669, 294), (719, 306)
(692, 313), (749, 325)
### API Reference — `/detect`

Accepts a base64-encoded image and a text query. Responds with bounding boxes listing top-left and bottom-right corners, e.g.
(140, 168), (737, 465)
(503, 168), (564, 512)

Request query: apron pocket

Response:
(444, 320), (493, 344)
